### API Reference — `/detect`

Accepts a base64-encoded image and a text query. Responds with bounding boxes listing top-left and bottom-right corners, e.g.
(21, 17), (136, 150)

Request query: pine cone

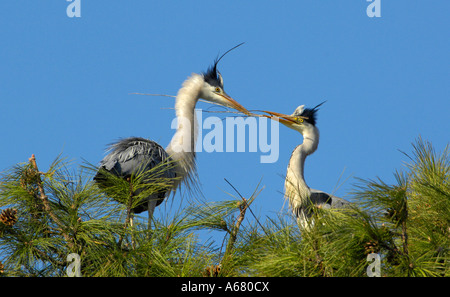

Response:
(203, 265), (221, 277)
(0, 208), (18, 227)
(364, 240), (379, 255)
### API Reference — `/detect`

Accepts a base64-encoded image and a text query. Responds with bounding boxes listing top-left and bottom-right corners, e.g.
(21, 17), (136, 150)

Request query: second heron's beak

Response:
(262, 110), (305, 126)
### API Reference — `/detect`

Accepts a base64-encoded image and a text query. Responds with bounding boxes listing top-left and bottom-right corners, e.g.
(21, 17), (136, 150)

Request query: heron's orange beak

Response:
(262, 110), (305, 126)
(220, 93), (251, 116)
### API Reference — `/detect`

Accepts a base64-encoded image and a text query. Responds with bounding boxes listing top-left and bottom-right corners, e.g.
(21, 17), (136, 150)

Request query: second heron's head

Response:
(263, 102), (325, 134)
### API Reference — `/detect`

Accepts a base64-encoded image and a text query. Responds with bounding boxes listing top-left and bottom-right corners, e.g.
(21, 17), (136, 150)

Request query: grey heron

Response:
(94, 45), (250, 229)
(264, 103), (351, 229)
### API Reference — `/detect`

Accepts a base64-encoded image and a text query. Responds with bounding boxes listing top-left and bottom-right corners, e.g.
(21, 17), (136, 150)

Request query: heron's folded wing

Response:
(310, 189), (351, 209)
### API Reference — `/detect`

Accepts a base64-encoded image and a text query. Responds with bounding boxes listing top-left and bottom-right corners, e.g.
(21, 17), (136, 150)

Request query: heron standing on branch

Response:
(264, 103), (351, 229)
(94, 44), (250, 228)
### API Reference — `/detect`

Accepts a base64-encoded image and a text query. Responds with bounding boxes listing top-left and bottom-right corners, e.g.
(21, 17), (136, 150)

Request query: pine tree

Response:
(0, 137), (448, 276)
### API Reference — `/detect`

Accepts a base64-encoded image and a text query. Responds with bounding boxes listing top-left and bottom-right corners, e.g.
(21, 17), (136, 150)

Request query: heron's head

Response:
(198, 43), (250, 115)
(264, 102), (325, 134)
(199, 59), (250, 115)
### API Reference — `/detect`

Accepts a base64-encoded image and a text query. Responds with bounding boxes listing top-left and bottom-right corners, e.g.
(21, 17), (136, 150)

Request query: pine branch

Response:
(28, 154), (74, 250)
(224, 178), (268, 236)
(225, 197), (249, 256)
(219, 180), (265, 274)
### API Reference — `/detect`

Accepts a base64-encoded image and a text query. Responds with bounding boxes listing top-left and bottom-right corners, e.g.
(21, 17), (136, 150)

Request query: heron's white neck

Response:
(285, 126), (320, 210)
(166, 74), (203, 185)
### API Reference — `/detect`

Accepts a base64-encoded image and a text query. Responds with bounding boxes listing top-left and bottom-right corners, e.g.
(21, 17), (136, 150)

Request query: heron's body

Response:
(265, 103), (351, 229)
(285, 125), (350, 228)
(94, 48), (249, 228)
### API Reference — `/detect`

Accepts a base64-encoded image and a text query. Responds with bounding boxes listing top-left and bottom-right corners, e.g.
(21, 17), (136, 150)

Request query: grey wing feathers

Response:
(329, 195), (351, 209)
(94, 137), (177, 213)
(310, 190), (351, 210)
(295, 190), (352, 225)
(99, 137), (174, 179)
(309, 191), (333, 206)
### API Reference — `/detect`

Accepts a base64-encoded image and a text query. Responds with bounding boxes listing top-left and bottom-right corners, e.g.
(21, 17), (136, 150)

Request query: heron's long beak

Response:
(220, 93), (251, 116)
(262, 110), (302, 126)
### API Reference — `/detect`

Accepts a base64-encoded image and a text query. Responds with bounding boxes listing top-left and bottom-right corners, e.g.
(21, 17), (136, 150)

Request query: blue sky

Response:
(1, 1), (449, 229)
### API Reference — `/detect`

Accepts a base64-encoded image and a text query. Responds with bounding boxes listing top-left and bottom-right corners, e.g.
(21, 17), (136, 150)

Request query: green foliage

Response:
(0, 137), (448, 276)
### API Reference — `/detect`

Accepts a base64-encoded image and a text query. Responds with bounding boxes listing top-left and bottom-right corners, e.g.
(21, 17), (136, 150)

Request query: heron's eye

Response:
(215, 87), (221, 93)
(297, 118), (304, 123)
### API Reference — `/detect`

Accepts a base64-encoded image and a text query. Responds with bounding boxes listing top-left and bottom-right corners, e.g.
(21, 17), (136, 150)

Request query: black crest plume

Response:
(203, 42), (245, 88)
(296, 101), (327, 126)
